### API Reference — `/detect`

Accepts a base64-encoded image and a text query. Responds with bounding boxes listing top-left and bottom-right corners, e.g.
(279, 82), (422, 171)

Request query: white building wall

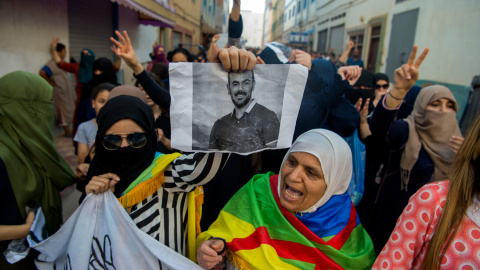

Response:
(405, 0), (479, 85)
(283, 1), (296, 32)
(118, 6), (158, 85)
(241, 10), (264, 48)
(308, 0), (479, 86)
(0, 0), (69, 77)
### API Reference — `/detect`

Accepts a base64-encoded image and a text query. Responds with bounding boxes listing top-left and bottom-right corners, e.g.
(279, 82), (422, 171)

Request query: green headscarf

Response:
(0, 71), (75, 234)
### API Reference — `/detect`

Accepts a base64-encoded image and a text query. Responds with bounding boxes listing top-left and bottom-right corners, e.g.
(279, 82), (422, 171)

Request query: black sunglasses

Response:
(376, 84), (389, 89)
(102, 133), (147, 150)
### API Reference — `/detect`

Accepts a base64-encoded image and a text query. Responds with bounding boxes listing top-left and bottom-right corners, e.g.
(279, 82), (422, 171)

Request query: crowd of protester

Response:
(1, 0), (480, 268)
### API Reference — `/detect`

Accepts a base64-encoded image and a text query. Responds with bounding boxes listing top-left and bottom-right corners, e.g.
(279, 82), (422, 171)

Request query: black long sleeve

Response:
(134, 70), (171, 109)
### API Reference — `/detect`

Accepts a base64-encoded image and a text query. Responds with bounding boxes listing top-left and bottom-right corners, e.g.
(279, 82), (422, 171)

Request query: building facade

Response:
(241, 10), (264, 48)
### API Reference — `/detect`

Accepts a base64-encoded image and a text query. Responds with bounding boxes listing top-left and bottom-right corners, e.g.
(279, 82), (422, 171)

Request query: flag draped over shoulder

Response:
(197, 173), (375, 270)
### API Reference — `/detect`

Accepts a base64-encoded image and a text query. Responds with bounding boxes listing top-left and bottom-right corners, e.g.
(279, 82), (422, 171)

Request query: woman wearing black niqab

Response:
(81, 95), (229, 255)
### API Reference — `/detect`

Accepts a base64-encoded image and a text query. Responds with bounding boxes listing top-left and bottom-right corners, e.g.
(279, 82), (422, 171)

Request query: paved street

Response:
(54, 134), (82, 222)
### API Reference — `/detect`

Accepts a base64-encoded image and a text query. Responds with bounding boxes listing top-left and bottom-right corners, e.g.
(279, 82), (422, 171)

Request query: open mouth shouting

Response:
(284, 184), (303, 200)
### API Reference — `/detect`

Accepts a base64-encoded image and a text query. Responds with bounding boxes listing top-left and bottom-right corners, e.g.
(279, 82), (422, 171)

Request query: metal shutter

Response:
(68, 0), (115, 61)
(172, 31), (182, 49)
(328, 24), (345, 55)
(317, 29), (327, 53)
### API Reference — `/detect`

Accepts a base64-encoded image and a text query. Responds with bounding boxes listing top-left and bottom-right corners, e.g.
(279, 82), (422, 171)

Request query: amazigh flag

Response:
(197, 173), (375, 270)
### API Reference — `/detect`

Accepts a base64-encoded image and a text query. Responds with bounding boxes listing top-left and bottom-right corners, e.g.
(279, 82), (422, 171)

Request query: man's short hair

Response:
(227, 70), (255, 88)
(56, 43), (66, 53)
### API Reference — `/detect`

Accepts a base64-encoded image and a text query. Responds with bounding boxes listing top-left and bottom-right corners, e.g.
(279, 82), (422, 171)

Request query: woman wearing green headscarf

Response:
(0, 71), (75, 268)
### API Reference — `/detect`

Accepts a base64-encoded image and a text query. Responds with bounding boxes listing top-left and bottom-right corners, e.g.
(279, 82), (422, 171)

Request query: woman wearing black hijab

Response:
(75, 58), (119, 137)
(84, 95), (228, 255)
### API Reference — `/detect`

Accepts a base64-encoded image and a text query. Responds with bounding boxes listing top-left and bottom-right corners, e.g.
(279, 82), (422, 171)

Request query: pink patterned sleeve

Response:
(372, 182), (448, 270)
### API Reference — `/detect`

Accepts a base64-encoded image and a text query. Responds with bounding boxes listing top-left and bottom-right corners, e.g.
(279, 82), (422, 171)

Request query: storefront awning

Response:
(112, 0), (176, 28)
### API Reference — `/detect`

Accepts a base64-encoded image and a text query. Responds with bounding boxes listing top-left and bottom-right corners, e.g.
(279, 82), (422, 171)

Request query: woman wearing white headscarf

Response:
(196, 129), (375, 270)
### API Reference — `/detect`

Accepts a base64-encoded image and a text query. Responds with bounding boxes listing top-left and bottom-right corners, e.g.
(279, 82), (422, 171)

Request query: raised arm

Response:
(338, 40), (354, 65)
(50, 37), (62, 64)
(384, 45), (429, 108)
(111, 30), (171, 108)
(370, 46), (429, 147)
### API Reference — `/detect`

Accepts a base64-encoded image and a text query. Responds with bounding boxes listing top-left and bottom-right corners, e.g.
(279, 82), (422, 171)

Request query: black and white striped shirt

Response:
(127, 152), (229, 255)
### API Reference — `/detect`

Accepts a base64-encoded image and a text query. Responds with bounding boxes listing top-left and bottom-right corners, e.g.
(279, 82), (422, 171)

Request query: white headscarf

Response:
(278, 129), (353, 213)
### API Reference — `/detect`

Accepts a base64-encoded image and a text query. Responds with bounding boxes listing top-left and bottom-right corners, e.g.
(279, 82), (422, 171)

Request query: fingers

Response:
(449, 136), (464, 154)
(207, 43), (220, 63)
(414, 47), (429, 68)
(245, 52), (257, 70)
(354, 98), (363, 112)
(361, 98), (370, 116)
(256, 56), (265, 65)
(228, 46), (240, 72)
(395, 65), (407, 81)
(115, 30), (126, 45)
(218, 48), (231, 71)
(239, 49), (249, 71)
(123, 30), (132, 47)
(211, 34), (220, 43)
(294, 50), (312, 70)
(402, 64), (411, 80)
(407, 45), (418, 65)
(197, 240), (223, 269)
(218, 47), (256, 72)
(85, 173), (120, 194)
(110, 37), (122, 53)
(26, 210), (35, 225)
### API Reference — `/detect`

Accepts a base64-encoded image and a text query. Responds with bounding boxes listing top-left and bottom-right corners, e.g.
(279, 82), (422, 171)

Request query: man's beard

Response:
(231, 90), (252, 108)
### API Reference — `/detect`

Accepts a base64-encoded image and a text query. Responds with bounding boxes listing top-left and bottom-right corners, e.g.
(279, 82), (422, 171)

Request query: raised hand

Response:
(290, 49), (312, 70)
(347, 40), (354, 50)
(385, 45), (429, 108)
(338, 65), (362, 86)
(393, 45), (429, 93)
(50, 37), (60, 50)
(110, 30), (143, 74)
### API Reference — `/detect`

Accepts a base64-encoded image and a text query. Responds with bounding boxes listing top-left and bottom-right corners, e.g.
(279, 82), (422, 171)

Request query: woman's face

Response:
(426, 98), (455, 112)
(137, 83), (155, 107)
(92, 90), (110, 116)
(279, 152), (327, 212)
(375, 79), (389, 95)
(105, 119), (146, 148)
(172, 52), (188, 62)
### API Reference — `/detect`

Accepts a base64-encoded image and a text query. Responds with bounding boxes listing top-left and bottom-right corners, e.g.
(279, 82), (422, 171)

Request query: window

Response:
(303, 0), (307, 8)
(349, 31), (364, 57)
(293, 7), (295, 16)
(297, 1), (301, 12)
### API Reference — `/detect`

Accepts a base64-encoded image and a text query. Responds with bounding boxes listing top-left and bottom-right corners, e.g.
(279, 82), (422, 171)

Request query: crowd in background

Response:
(1, 0), (480, 269)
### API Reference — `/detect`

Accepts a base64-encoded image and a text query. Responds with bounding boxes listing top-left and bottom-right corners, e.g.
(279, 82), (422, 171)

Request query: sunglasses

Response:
(102, 133), (147, 150)
(376, 84), (389, 89)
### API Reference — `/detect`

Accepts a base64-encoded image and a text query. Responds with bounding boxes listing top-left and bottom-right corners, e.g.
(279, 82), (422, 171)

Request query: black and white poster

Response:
(170, 63), (308, 155)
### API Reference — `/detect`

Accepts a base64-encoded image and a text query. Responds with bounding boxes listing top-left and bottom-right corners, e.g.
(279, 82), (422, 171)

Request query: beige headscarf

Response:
(401, 85), (461, 190)
(108, 85), (148, 103)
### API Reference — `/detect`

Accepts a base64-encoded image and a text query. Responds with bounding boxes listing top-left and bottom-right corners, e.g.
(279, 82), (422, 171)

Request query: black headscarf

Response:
(85, 95), (156, 197)
(345, 69), (376, 113)
(373, 73), (389, 84)
(81, 58), (118, 99)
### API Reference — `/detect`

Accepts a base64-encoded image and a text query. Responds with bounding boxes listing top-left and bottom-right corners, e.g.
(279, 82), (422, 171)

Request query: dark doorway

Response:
(367, 26), (381, 72)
